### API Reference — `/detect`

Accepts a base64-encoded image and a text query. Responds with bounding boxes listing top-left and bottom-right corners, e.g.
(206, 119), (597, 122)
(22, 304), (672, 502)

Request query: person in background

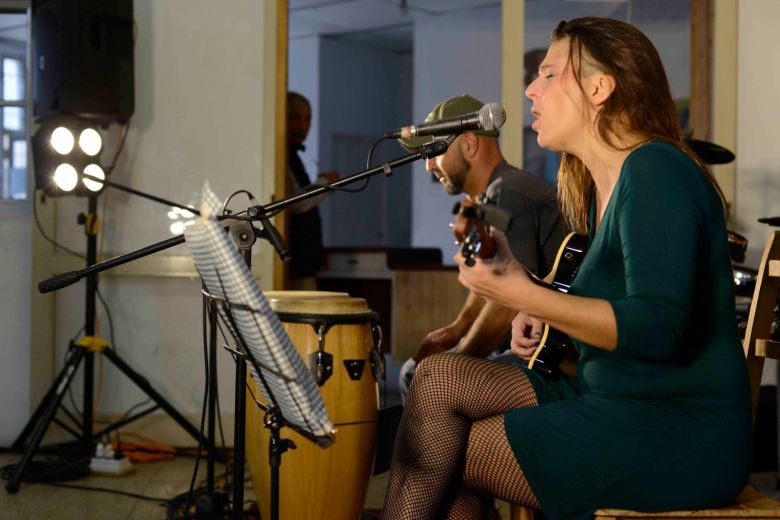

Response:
(383, 17), (751, 520)
(286, 91), (338, 290)
(396, 94), (567, 403)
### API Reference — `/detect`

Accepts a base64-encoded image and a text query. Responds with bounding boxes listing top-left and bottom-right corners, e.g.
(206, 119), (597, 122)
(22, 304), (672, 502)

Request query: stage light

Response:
(79, 128), (102, 156)
(33, 117), (107, 197)
(82, 164), (105, 192)
(53, 164), (78, 192)
(51, 127), (74, 154)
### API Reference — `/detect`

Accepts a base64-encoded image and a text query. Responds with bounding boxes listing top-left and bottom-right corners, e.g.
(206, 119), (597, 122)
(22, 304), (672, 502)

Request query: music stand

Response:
(184, 185), (335, 520)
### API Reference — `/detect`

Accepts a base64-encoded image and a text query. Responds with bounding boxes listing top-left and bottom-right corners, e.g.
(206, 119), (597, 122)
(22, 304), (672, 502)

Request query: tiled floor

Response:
(0, 448), (394, 520)
(0, 449), (778, 519)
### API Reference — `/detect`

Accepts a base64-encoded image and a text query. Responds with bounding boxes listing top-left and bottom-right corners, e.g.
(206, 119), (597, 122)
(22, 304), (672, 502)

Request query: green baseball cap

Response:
(398, 94), (499, 152)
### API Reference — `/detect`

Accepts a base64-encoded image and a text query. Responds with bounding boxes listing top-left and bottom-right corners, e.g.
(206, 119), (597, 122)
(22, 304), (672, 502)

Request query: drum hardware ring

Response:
(274, 311), (382, 386)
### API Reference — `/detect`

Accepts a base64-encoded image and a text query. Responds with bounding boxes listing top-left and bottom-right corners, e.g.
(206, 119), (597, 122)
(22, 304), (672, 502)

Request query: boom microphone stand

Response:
(37, 139), (448, 294)
(27, 139), (449, 512)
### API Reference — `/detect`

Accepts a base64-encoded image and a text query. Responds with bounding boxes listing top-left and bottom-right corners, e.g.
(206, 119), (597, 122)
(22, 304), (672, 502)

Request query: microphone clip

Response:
(418, 137), (453, 159)
(247, 205), (292, 262)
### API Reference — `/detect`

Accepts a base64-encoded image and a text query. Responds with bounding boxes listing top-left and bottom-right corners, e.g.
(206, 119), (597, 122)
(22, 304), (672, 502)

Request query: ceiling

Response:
(288, 0), (689, 53)
(289, 0), (501, 52)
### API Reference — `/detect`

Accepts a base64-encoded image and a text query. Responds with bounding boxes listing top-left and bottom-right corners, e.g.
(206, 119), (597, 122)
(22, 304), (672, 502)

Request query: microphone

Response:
(758, 217), (780, 227)
(385, 102), (506, 139)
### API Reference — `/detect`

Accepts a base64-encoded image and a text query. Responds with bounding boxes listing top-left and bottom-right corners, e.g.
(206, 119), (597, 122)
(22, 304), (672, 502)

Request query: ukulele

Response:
(452, 198), (588, 379)
(451, 198), (499, 265)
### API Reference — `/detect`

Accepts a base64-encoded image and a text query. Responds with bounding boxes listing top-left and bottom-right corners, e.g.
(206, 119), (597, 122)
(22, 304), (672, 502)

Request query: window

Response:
(0, 11), (29, 200)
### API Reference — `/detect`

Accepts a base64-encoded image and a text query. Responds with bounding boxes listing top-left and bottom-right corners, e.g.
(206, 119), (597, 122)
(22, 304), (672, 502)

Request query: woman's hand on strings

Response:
(510, 311), (543, 361)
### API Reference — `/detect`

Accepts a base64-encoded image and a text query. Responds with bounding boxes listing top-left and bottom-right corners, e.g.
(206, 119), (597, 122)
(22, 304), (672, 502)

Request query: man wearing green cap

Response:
(397, 94), (568, 402)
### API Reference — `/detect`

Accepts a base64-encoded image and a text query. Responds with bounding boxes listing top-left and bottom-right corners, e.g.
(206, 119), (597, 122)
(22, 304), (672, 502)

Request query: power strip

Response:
(89, 456), (133, 476)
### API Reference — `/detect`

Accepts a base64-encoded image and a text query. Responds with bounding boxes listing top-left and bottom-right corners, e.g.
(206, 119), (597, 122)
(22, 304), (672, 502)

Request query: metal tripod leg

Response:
(100, 345), (217, 454)
(5, 346), (87, 493)
(10, 342), (81, 451)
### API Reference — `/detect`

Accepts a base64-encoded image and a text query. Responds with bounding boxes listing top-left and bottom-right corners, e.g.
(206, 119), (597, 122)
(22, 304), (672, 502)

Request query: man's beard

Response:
(443, 146), (470, 195)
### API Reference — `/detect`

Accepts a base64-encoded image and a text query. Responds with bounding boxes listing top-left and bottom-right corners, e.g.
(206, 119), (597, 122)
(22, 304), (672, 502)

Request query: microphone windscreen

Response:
(479, 103), (506, 131)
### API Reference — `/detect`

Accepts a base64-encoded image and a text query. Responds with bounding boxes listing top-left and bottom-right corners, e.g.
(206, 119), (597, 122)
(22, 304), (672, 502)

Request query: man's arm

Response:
(412, 291), (485, 362)
(288, 170), (337, 214)
(452, 300), (515, 357)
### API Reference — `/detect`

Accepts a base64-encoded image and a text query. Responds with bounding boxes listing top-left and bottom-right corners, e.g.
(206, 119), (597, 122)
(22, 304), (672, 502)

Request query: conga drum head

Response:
(265, 290), (349, 300)
(265, 290), (370, 315)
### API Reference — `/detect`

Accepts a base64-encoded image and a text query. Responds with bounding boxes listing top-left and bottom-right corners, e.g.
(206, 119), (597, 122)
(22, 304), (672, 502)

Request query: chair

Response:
(511, 230), (780, 520)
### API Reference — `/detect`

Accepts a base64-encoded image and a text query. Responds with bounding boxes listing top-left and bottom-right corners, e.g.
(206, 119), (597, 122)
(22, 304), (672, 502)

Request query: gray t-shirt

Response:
(485, 160), (568, 276)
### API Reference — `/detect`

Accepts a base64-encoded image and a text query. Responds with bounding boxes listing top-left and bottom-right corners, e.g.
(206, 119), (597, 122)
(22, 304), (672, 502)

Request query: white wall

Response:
(735, 0), (780, 386)
(736, 2), (780, 266)
(33, 0), (275, 446)
(0, 205), (31, 444)
(410, 7), (502, 261)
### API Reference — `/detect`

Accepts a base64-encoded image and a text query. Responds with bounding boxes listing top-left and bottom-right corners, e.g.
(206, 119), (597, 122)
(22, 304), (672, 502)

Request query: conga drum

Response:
(245, 291), (381, 520)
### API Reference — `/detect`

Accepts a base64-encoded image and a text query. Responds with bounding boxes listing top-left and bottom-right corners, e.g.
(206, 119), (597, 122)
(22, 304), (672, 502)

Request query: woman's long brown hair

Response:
(551, 17), (726, 232)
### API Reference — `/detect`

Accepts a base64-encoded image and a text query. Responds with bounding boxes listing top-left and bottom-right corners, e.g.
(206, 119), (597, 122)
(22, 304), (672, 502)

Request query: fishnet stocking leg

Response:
(448, 415), (541, 519)
(382, 353), (539, 519)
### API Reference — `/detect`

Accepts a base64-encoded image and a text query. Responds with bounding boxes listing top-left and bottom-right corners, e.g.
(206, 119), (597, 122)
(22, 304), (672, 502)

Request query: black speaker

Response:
(32, 0), (134, 124)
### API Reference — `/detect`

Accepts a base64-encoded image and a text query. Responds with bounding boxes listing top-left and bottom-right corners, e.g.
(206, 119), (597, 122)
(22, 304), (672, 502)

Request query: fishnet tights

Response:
(382, 353), (541, 519)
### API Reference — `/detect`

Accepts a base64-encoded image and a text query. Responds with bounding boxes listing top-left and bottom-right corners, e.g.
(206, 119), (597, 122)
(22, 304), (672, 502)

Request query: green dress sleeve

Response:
(609, 143), (711, 360)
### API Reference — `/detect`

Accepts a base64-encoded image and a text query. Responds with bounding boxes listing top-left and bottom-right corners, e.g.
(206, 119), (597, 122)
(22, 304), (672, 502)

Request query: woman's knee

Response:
(414, 352), (459, 381)
(407, 353), (466, 403)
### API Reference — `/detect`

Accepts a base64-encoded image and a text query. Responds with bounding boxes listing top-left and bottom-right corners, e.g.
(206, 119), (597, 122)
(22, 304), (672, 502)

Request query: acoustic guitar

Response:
(452, 198), (588, 378)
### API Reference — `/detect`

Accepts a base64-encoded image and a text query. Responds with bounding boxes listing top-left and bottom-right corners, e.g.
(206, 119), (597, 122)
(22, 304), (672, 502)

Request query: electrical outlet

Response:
(89, 456), (133, 476)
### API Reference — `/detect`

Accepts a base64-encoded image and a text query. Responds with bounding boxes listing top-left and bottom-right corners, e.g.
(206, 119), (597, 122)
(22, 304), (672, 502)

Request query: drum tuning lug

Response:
(369, 347), (386, 381)
(308, 351), (333, 386)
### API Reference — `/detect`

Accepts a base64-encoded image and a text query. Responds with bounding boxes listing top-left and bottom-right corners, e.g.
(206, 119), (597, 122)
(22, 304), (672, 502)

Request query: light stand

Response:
(6, 189), (216, 494)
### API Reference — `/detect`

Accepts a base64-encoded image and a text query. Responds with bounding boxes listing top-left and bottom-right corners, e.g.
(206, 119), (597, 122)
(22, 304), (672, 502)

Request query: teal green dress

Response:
(503, 141), (752, 520)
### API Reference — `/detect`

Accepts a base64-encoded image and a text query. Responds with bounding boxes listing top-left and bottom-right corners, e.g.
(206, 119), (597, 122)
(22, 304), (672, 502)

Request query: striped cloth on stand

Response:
(184, 183), (335, 441)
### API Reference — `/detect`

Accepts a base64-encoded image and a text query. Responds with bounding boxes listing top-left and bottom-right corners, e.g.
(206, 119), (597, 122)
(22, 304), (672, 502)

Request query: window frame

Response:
(0, 1), (31, 207)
